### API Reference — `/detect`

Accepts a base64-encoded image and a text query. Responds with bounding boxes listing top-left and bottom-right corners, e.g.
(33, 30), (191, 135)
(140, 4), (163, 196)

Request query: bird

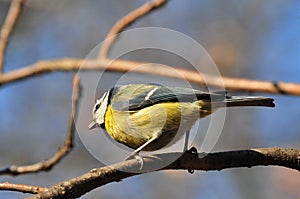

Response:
(88, 84), (275, 162)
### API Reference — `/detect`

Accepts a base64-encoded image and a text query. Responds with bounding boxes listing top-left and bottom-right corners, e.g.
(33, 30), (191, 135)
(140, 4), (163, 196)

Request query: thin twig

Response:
(0, 182), (48, 194)
(26, 147), (300, 199)
(0, 74), (81, 176)
(0, 0), (24, 73)
(99, 0), (167, 59)
(0, 58), (299, 95)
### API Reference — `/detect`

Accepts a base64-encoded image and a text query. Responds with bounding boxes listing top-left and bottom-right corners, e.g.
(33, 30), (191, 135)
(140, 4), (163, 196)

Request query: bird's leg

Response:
(183, 130), (190, 152)
(124, 132), (161, 170)
(183, 130), (199, 174)
(125, 136), (157, 160)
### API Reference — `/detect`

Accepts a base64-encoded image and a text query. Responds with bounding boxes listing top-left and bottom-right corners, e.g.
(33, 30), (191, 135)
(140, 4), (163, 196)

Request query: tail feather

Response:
(210, 96), (275, 109)
(225, 96), (275, 108)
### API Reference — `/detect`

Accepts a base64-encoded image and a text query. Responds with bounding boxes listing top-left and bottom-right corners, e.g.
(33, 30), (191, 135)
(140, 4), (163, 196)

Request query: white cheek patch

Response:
(94, 91), (110, 125)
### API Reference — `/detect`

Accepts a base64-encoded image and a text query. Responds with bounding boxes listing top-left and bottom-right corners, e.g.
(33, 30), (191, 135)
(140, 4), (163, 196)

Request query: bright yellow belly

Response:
(104, 102), (207, 151)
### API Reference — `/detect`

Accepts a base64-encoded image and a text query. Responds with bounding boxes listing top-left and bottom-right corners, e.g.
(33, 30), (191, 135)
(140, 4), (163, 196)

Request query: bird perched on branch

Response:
(89, 84), (275, 162)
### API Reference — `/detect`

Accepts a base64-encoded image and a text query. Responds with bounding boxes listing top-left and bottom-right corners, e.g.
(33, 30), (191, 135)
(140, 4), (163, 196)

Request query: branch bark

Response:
(0, 58), (300, 95)
(24, 147), (300, 199)
(99, 0), (167, 59)
(0, 0), (24, 73)
(0, 74), (81, 176)
(0, 182), (48, 194)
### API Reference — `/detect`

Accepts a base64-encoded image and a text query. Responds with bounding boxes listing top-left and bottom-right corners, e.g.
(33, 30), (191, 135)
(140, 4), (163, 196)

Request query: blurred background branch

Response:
(0, 58), (300, 95)
(0, 74), (81, 176)
(0, 0), (23, 73)
(99, 0), (167, 59)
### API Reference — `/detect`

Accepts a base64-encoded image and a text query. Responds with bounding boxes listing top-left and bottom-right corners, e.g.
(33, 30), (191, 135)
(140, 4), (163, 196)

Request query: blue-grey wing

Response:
(111, 84), (226, 111)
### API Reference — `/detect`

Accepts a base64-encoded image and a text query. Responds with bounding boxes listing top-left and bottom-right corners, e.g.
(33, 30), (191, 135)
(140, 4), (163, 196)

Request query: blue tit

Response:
(88, 84), (275, 159)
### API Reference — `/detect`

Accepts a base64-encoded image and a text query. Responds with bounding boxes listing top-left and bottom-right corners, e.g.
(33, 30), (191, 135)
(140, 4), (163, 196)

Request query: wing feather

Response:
(111, 84), (226, 111)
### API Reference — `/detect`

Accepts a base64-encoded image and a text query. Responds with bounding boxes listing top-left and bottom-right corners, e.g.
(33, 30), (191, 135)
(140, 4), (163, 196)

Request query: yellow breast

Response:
(104, 102), (205, 151)
(104, 105), (147, 149)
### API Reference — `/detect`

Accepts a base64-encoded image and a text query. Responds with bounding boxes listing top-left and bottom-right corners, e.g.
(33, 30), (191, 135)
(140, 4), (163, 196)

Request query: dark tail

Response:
(211, 96), (275, 109)
(225, 96), (275, 108)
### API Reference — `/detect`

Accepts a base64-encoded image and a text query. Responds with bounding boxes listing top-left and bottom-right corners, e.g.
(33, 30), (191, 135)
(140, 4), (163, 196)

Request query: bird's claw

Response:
(125, 153), (144, 170)
(188, 146), (198, 154)
(187, 146), (198, 174)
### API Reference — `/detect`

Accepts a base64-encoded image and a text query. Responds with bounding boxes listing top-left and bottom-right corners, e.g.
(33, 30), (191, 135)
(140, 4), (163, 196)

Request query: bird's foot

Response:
(124, 152), (144, 170)
(187, 146), (198, 174)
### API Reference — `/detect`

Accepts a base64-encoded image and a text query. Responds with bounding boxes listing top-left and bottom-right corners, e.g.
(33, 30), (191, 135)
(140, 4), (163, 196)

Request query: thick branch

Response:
(26, 147), (300, 199)
(0, 58), (300, 95)
(0, 74), (81, 176)
(0, 182), (48, 194)
(99, 0), (167, 58)
(0, 0), (24, 72)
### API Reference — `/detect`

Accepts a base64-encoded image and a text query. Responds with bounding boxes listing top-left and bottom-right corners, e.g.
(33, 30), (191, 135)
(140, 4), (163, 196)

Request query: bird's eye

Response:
(95, 104), (100, 110)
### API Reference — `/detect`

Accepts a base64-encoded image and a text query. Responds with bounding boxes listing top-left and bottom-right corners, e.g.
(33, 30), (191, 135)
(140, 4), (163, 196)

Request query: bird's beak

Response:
(88, 120), (97, 130)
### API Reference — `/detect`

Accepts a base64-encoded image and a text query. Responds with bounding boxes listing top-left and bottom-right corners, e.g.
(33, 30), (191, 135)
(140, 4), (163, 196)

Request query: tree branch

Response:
(24, 147), (300, 199)
(99, 0), (167, 59)
(0, 0), (24, 73)
(0, 182), (48, 194)
(0, 74), (81, 176)
(0, 58), (300, 95)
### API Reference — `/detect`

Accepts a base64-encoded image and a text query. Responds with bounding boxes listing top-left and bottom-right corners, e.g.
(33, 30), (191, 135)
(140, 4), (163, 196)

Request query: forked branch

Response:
(0, 74), (81, 176)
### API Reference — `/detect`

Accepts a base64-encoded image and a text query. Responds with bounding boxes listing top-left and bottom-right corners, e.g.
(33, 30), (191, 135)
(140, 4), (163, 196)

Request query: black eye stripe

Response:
(94, 89), (114, 113)
(94, 90), (109, 112)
